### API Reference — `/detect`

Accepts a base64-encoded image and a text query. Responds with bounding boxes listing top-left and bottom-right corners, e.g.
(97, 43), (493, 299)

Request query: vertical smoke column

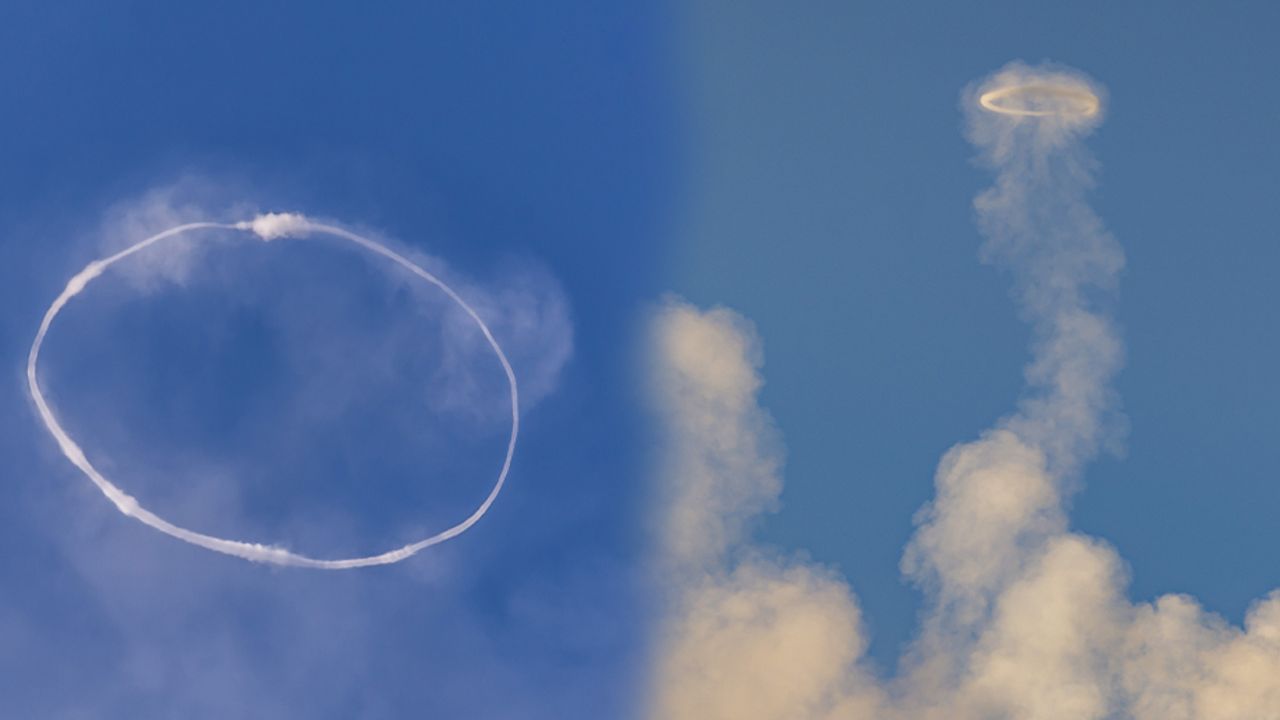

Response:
(900, 63), (1126, 715)
(968, 65), (1119, 474)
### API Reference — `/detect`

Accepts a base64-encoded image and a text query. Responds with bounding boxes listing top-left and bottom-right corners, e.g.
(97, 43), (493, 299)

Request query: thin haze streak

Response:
(27, 214), (519, 569)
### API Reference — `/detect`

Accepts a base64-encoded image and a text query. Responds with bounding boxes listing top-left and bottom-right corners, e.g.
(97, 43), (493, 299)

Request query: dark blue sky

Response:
(1, 2), (677, 717)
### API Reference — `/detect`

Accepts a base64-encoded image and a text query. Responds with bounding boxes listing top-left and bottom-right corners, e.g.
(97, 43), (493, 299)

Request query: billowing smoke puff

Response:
(647, 62), (1280, 720)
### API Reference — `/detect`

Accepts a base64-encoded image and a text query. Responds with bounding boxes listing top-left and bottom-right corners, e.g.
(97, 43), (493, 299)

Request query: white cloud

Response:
(646, 301), (885, 720)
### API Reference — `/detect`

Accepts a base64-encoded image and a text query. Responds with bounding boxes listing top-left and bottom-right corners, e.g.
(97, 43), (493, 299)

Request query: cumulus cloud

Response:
(93, 180), (223, 291)
(646, 62), (1280, 720)
(240, 211), (313, 240)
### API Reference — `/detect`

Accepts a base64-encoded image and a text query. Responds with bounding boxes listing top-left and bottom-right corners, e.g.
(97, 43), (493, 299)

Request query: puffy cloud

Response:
(7, 182), (602, 716)
(648, 300), (781, 570)
(646, 301), (885, 720)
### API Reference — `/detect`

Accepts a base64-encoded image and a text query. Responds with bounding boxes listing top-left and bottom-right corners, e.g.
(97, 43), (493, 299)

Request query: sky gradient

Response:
(3, 1), (1279, 718)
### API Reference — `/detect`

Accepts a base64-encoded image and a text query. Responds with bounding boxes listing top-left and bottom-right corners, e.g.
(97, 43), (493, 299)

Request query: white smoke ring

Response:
(26, 213), (520, 569)
(979, 82), (1100, 118)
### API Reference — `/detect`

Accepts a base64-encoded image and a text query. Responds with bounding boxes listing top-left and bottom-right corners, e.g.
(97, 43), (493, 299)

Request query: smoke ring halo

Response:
(26, 216), (520, 569)
(978, 82), (1100, 118)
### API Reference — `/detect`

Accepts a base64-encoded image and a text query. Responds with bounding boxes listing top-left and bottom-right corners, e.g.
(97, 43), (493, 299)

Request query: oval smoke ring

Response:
(27, 214), (520, 569)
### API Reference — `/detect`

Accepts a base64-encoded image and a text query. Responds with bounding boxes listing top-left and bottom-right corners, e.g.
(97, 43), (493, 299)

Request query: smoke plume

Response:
(647, 62), (1280, 719)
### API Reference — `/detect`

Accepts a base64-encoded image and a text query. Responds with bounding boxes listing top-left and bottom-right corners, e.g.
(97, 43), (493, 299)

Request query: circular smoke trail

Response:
(26, 213), (520, 569)
(978, 82), (1100, 118)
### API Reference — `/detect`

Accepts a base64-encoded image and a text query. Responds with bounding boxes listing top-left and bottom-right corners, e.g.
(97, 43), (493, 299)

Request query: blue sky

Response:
(1, 2), (674, 716)
(3, 1), (1280, 718)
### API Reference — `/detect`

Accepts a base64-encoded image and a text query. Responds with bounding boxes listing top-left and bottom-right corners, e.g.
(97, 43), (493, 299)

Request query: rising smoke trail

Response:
(27, 213), (519, 569)
(648, 62), (1280, 719)
(898, 61), (1123, 705)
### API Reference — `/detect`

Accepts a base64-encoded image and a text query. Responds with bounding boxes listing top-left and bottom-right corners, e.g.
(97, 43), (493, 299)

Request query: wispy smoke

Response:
(648, 62), (1280, 719)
